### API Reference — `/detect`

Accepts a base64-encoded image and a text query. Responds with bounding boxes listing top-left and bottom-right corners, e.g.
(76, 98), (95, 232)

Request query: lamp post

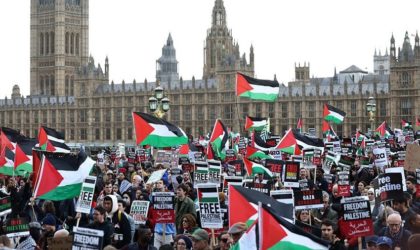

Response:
(148, 84), (170, 118)
(366, 96), (376, 133)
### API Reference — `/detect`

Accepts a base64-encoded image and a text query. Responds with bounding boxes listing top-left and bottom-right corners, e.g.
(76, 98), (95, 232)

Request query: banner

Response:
(72, 227), (104, 250)
(76, 176), (97, 214)
(208, 160), (222, 186)
(4, 217), (30, 238)
(0, 196), (11, 217)
(340, 197), (373, 238)
(194, 161), (209, 188)
(265, 159), (283, 178)
(294, 189), (323, 210)
(373, 147), (388, 169)
(152, 192), (175, 223)
(197, 184), (223, 229)
(337, 171), (350, 197)
(130, 200), (150, 225)
(377, 173), (404, 202)
(283, 161), (300, 188)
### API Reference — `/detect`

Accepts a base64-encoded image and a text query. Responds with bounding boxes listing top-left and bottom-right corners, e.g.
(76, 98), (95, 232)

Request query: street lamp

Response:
(366, 96), (376, 132)
(148, 83), (170, 118)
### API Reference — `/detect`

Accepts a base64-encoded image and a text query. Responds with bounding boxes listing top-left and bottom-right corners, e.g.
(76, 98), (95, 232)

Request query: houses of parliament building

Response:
(0, 0), (419, 146)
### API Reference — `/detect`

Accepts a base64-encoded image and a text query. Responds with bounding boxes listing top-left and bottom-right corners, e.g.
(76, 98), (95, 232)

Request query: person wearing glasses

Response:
(378, 213), (412, 250)
(214, 232), (231, 250)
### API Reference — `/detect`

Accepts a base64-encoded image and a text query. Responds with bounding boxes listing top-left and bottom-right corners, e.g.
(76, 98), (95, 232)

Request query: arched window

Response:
(50, 75), (55, 95)
(50, 31), (54, 54)
(40, 33), (44, 55)
(75, 34), (79, 55)
(65, 75), (69, 96)
(65, 32), (69, 54)
(70, 33), (74, 54)
(45, 32), (49, 54)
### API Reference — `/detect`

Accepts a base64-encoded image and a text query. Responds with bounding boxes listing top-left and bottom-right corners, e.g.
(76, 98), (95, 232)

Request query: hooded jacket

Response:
(105, 195), (132, 248)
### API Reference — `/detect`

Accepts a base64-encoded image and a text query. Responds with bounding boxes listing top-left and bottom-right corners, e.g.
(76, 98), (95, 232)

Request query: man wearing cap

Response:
(191, 228), (211, 250)
(376, 236), (392, 250)
(365, 235), (378, 250)
(40, 214), (57, 249)
(228, 222), (247, 245)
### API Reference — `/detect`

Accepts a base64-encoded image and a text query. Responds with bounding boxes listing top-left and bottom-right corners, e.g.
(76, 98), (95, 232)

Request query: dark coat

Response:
(174, 196), (196, 232)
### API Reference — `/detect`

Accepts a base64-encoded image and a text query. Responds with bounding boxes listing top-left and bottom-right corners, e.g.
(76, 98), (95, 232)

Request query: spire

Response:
(374, 48), (377, 56)
(390, 33), (396, 59)
(212, 0), (227, 27)
(105, 56), (109, 77)
(167, 33), (173, 46)
(250, 44), (254, 67)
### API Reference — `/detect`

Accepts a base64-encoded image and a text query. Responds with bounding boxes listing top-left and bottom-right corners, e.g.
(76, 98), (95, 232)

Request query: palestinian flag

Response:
(195, 161), (209, 174)
(179, 144), (189, 157)
(401, 119), (412, 129)
(132, 112), (188, 147)
(245, 116), (268, 131)
(276, 129), (300, 155)
(294, 130), (324, 152)
(356, 137), (366, 156)
(228, 185), (294, 227)
(246, 146), (272, 160)
(0, 148), (15, 176)
(231, 220), (257, 250)
(258, 204), (328, 249)
(37, 126), (70, 153)
(375, 121), (394, 138)
(197, 186), (219, 203)
(14, 138), (37, 174)
(207, 119), (229, 160)
(323, 104), (346, 124)
(33, 151), (95, 201)
(297, 118), (303, 132)
(322, 120), (338, 142)
(251, 131), (275, 153)
(355, 130), (368, 142)
(243, 158), (273, 177)
(236, 72), (279, 102)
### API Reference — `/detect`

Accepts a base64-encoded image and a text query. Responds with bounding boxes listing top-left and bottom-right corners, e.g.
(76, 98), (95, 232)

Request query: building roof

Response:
(339, 65), (368, 74)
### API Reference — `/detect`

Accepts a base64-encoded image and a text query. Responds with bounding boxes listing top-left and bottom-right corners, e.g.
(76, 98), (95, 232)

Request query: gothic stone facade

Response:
(0, 0), (419, 145)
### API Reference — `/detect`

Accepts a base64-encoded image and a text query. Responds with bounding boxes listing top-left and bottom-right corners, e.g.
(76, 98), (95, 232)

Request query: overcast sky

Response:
(1, 0), (419, 97)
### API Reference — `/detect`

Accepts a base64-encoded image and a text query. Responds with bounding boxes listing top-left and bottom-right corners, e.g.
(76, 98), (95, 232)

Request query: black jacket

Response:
(87, 220), (115, 247)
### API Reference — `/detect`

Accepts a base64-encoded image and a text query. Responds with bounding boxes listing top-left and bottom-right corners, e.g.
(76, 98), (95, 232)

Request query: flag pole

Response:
(235, 73), (243, 134)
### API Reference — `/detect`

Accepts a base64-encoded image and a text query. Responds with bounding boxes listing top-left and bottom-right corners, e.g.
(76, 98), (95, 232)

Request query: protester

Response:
(320, 219), (346, 250)
(378, 213), (412, 250)
(174, 184), (196, 233)
(87, 206), (114, 247)
(181, 213), (199, 234)
(174, 234), (193, 250)
(191, 229), (210, 250)
(122, 224), (157, 250)
(228, 222), (247, 245)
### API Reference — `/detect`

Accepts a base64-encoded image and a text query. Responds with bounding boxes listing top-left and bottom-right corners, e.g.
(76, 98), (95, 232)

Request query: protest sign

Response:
(324, 174), (334, 192)
(338, 155), (354, 171)
(223, 176), (243, 190)
(405, 144), (420, 172)
(333, 141), (341, 153)
(197, 184), (223, 229)
(238, 137), (247, 155)
(136, 148), (146, 162)
(130, 200), (150, 225)
(228, 160), (243, 176)
(373, 147), (388, 169)
(76, 176), (97, 214)
(269, 149), (282, 160)
(293, 189), (323, 210)
(265, 159), (283, 178)
(340, 197), (373, 238)
(118, 143), (125, 157)
(181, 163), (194, 173)
(0, 196), (11, 217)
(247, 179), (271, 195)
(48, 235), (73, 250)
(283, 161), (300, 188)
(170, 167), (182, 190)
(337, 171), (350, 197)
(194, 152), (205, 162)
(72, 227), (104, 250)
(377, 173), (404, 202)
(152, 192), (175, 223)
(194, 161), (209, 188)
(225, 149), (236, 162)
(312, 148), (322, 165)
(385, 167), (407, 191)
(146, 169), (167, 184)
(208, 160), (222, 186)
(4, 217), (29, 238)
(270, 189), (294, 205)
(323, 151), (339, 174)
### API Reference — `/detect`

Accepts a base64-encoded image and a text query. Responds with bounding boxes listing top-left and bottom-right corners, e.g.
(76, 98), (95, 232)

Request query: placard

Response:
(338, 155), (354, 171)
(337, 171), (350, 197)
(283, 162), (300, 188)
(247, 180), (271, 195)
(130, 201), (150, 225)
(208, 160), (222, 186)
(72, 227), (104, 250)
(194, 161), (209, 188)
(340, 197), (373, 237)
(0, 196), (11, 216)
(152, 192), (175, 223)
(225, 149), (236, 162)
(269, 149), (282, 160)
(223, 176), (243, 190)
(377, 173), (404, 202)
(373, 147), (388, 169)
(4, 217), (30, 238)
(76, 176), (97, 214)
(385, 167), (407, 192)
(293, 189), (323, 210)
(270, 190), (294, 205)
(197, 184), (223, 229)
(265, 159), (283, 178)
(405, 144), (420, 172)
